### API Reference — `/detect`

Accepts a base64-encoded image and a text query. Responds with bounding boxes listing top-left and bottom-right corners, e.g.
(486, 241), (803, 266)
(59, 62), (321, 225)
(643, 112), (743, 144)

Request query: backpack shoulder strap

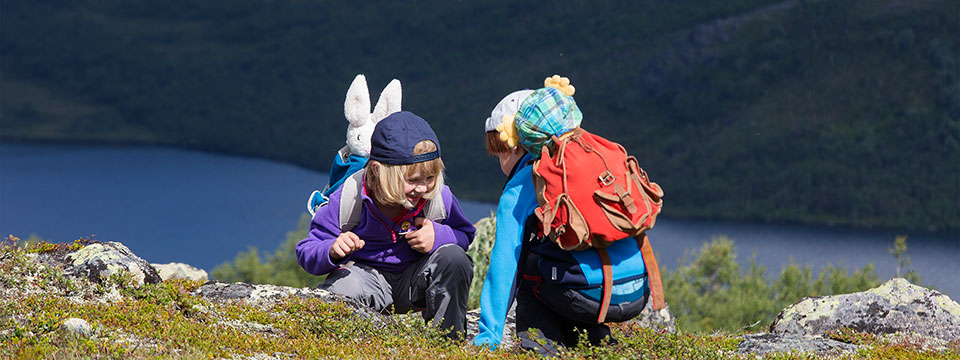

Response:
(638, 233), (665, 311)
(338, 169), (366, 232)
(596, 247), (614, 323)
(341, 170), (447, 230)
(596, 233), (665, 323)
(422, 188), (447, 222)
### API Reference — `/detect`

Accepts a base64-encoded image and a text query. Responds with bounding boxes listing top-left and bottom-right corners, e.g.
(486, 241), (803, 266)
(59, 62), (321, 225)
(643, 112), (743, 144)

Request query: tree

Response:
(888, 235), (921, 285)
(210, 214), (322, 287)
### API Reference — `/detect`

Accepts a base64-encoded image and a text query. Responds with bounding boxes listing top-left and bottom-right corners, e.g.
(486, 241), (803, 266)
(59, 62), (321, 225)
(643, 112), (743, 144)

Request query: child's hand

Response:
(405, 217), (435, 253)
(330, 231), (365, 260)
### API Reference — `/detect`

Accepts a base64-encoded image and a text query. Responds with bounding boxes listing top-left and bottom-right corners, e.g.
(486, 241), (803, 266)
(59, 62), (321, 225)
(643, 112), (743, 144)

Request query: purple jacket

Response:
(296, 181), (476, 275)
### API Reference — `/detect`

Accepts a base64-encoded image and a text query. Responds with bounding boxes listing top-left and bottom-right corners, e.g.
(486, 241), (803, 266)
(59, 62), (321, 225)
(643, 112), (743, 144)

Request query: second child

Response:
(474, 77), (656, 354)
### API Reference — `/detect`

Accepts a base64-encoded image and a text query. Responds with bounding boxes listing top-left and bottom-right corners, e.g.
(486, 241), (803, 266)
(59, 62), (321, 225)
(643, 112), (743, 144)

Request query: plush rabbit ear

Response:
(371, 79), (402, 123)
(344, 74), (371, 127)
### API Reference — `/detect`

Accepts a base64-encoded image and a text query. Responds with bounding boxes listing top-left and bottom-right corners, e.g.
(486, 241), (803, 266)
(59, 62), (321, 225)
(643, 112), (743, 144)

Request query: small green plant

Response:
(25, 236), (95, 254)
(665, 236), (882, 333)
(890, 235), (910, 276)
(607, 321), (742, 359)
(826, 327), (877, 345)
(665, 237), (776, 333)
(28, 240), (57, 254)
(466, 213), (496, 310)
(889, 235), (922, 285)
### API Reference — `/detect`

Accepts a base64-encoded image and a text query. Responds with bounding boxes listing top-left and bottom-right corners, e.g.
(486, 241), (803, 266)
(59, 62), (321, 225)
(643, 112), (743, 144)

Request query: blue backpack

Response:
(521, 215), (652, 324)
(525, 237), (651, 323)
(306, 146), (368, 216)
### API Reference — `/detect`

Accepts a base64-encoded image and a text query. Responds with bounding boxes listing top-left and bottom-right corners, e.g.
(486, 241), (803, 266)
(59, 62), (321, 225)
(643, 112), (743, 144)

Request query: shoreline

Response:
(2, 138), (958, 235)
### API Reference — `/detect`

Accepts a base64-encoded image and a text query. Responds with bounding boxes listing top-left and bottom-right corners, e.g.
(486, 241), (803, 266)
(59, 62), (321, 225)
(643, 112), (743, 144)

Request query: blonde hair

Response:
(366, 140), (445, 209)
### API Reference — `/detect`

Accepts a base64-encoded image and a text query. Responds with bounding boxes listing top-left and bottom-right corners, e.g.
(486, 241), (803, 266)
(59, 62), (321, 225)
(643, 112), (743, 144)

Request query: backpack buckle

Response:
(599, 171), (615, 186)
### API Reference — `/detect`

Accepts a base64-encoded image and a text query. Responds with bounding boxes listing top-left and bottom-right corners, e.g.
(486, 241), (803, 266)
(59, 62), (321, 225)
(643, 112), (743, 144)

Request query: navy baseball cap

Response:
(369, 111), (441, 165)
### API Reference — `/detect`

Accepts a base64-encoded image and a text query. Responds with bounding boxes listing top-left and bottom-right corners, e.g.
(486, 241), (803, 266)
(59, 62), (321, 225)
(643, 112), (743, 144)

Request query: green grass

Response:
(4, 237), (959, 358)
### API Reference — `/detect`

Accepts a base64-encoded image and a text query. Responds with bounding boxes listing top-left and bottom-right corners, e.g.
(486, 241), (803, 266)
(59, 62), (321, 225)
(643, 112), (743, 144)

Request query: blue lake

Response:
(1, 142), (957, 299)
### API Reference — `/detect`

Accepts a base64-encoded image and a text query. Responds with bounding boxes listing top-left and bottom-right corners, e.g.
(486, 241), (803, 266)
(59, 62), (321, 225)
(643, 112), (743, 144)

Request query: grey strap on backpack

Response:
(423, 191), (447, 221)
(338, 170), (366, 232)
(337, 169), (447, 232)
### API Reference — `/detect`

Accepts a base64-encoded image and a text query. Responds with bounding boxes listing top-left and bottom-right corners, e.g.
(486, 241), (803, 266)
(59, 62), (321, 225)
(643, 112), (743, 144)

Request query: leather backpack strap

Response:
(596, 247), (614, 323)
(637, 233), (665, 310)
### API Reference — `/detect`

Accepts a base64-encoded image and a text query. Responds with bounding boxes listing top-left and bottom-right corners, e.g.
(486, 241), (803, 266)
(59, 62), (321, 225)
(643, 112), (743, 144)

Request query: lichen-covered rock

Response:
(195, 281), (348, 305)
(194, 281), (384, 322)
(771, 278), (960, 342)
(62, 318), (92, 336)
(627, 299), (677, 333)
(65, 242), (162, 285)
(736, 333), (859, 356)
(151, 262), (208, 281)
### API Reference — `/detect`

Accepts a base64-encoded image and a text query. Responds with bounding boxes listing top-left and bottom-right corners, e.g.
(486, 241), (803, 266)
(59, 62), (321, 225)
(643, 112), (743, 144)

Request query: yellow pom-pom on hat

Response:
(544, 74), (576, 96)
(496, 113), (520, 148)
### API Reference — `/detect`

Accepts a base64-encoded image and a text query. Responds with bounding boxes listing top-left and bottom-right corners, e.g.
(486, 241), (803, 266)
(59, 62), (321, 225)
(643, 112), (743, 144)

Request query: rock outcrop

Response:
(62, 318), (93, 336)
(771, 278), (960, 342)
(194, 281), (391, 337)
(152, 262), (209, 281)
(627, 300), (677, 333)
(62, 242), (162, 285)
(736, 278), (960, 356)
(195, 281), (375, 317)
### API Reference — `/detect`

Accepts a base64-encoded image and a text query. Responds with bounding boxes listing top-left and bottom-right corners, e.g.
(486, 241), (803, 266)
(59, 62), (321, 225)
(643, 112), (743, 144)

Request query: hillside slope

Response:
(2, 0), (957, 231)
(3, 239), (957, 358)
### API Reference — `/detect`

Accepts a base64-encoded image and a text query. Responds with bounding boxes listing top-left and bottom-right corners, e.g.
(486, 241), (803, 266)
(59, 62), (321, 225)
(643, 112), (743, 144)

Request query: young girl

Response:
(296, 111), (476, 338)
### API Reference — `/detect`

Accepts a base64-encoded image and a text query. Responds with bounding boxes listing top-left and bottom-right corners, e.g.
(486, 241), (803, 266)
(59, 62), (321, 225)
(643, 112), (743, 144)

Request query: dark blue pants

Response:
(515, 252), (627, 356)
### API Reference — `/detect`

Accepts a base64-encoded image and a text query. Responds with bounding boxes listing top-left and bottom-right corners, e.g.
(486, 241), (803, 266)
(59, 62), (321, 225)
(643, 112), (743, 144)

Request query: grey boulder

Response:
(771, 278), (960, 342)
(65, 242), (162, 285)
(152, 262), (208, 281)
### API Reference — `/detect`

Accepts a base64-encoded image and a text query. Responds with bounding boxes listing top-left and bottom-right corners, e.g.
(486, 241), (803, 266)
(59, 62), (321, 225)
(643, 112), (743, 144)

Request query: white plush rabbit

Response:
(307, 74), (403, 216)
(343, 74), (402, 157)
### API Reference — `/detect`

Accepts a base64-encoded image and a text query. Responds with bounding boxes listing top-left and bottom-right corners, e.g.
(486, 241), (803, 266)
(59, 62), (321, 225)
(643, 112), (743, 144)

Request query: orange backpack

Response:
(531, 128), (665, 322)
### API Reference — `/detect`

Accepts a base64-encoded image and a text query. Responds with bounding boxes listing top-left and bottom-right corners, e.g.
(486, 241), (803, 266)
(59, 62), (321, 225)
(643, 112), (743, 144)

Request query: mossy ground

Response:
(2, 237), (957, 359)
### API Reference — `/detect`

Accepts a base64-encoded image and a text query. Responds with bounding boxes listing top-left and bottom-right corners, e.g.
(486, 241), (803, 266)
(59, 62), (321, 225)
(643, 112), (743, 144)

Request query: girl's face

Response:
(403, 169), (437, 206)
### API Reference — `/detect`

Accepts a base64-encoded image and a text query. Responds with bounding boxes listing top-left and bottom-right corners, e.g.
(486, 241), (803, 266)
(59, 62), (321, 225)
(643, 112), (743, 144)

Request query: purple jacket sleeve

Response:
(296, 188), (349, 275)
(429, 186), (476, 253)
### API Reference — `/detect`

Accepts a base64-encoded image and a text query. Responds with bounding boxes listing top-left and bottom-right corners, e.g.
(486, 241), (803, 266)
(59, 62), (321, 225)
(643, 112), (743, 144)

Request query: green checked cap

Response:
(515, 86), (582, 157)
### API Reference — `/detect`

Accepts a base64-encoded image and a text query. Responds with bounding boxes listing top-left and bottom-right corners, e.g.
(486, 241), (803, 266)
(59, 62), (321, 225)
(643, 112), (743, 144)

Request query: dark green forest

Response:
(2, 0), (957, 231)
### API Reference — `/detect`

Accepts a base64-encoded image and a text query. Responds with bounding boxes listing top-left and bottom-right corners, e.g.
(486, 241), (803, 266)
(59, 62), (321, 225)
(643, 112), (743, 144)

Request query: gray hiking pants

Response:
(320, 244), (473, 337)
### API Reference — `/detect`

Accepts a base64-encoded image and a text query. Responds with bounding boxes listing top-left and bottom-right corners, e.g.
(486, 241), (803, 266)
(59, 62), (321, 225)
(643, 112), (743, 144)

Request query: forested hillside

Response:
(2, 0), (957, 231)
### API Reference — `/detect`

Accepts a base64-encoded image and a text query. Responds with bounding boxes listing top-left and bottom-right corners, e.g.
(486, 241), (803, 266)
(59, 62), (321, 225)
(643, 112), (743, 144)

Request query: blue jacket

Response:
(473, 154), (648, 349)
(297, 177), (476, 275)
(473, 154), (539, 349)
